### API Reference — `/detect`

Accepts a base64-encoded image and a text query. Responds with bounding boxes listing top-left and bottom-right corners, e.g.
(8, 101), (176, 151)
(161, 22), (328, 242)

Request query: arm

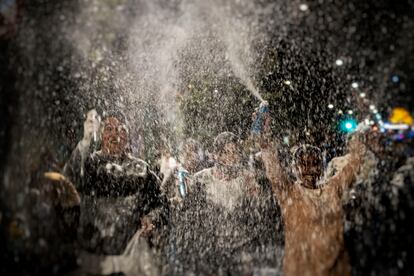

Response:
(63, 109), (100, 185)
(261, 141), (290, 196)
(252, 107), (289, 198)
(330, 133), (367, 193)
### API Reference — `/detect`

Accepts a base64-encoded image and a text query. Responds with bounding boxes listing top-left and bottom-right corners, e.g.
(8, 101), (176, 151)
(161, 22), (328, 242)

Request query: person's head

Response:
(101, 116), (129, 156)
(213, 132), (242, 167)
(181, 138), (204, 173)
(293, 145), (323, 188)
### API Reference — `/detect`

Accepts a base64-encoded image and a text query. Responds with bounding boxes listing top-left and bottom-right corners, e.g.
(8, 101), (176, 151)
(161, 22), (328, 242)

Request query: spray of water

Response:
(205, 0), (265, 102)
(65, 0), (272, 150)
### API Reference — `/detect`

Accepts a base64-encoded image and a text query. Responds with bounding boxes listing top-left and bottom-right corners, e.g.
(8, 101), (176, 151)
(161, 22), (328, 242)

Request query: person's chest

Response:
(205, 176), (247, 211)
(282, 184), (343, 231)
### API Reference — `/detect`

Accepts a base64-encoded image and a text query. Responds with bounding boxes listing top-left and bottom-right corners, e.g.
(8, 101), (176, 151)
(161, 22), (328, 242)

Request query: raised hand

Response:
(251, 101), (270, 135)
(251, 102), (272, 149)
(83, 109), (100, 143)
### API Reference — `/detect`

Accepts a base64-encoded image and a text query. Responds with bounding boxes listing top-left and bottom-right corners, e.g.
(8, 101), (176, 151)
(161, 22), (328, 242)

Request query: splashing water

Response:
(2, 0), (414, 275)
(207, 0), (265, 101)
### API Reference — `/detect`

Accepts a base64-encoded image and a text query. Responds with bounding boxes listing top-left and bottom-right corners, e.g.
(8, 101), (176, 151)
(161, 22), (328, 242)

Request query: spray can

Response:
(251, 101), (269, 135)
(177, 167), (188, 198)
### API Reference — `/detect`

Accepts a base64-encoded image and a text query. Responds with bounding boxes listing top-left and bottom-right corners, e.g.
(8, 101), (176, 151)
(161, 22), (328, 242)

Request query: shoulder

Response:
(326, 154), (352, 178)
(193, 167), (213, 180)
(126, 154), (151, 169)
(126, 155), (161, 183)
(131, 155), (150, 165)
(88, 150), (104, 161)
(189, 168), (214, 192)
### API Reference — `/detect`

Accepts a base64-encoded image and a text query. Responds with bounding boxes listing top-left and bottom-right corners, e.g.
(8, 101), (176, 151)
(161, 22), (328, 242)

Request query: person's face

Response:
(216, 143), (242, 166)
(101, 117), (128, 156)
(296, 151), (323, 188)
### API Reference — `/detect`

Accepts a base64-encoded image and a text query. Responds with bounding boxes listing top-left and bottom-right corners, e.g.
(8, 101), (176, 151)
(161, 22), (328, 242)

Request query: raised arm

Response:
(330, 132), (367, 193)
(251, 103), (289, 197)
(63, 109), (100, 186)
(261, 140), (290, 196)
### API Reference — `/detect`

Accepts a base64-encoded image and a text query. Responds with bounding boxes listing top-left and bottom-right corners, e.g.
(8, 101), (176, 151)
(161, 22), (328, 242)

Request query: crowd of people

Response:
(37, 102), (403, 275)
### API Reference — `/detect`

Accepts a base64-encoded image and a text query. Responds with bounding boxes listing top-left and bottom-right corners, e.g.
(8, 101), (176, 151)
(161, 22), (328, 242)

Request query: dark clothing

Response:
(77, 152), (166, 255)
(166, 168), (284, 275)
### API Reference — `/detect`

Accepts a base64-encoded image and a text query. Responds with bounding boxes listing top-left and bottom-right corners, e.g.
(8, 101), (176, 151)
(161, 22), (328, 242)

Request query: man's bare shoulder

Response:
(326, 154), (352, 178)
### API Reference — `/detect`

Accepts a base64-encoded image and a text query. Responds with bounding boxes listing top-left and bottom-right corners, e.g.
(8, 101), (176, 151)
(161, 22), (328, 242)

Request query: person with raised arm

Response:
(256, 102), (367, 276)
(57, 110), (168, 275)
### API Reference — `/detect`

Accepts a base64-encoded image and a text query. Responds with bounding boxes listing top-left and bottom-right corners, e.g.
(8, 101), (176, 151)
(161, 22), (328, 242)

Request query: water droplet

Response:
(299, 4), (309, 11)
(391, 75), (400, 83)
